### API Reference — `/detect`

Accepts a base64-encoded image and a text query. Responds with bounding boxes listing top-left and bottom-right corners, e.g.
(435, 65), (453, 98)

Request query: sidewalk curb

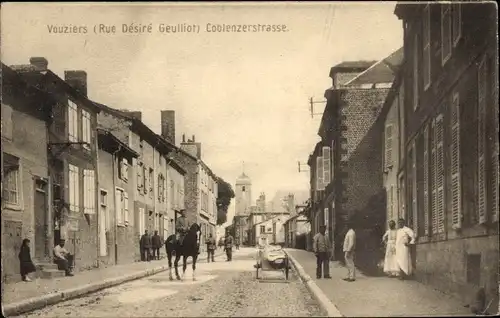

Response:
(285, 250), (344, 318)
(3, 252), (223, 317)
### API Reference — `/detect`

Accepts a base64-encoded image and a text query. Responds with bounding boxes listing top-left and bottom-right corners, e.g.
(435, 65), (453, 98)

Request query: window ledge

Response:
(3, 203), (23, 211)
(117, 223), (127, 228)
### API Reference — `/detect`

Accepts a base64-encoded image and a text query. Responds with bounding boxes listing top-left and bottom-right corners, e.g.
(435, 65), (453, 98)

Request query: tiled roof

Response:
(345, 47), (404, 86)
(332, 60), (378, 70)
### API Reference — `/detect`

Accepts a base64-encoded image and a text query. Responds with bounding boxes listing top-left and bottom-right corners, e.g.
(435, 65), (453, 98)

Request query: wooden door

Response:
(34, 178), (48, 260)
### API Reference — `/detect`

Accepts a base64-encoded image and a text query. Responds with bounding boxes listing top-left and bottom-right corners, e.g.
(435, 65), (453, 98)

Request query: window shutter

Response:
(491, 65), (500, 223)
(478, 58), (487, 224)
(90, 170), (96, 214)
(413, 33), (419, 110)
(423, 125), (430, 236)
(390, 185), (394, 220)
(435, 115), (445, 234)
(423, 4), (431, 89)
(412, 141), (418, 234)
(124, 192), (129, 224)
(323, 146), (331, 187)
(115, 189), (122, 225)
(385, 125), (393, 168)
(331, 140), (335, 181)
(431, 120), (438, 235)
(122, 159), (128, 181)
(137, 163), (142, 191)
(157, 175), (161, 202)
(451, 93), (462, 229)
(82, 169), (87, 214)
(316, 156), (324, 191)
(143, 166), (148, 194)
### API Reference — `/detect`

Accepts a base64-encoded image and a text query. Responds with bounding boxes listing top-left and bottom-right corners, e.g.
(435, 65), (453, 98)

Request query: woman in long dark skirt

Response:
(18, 238), (36, 282)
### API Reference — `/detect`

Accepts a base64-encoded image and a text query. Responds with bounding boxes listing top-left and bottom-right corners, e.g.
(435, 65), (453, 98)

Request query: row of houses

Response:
(304, 2), (498, 304)
(1, 57), (219, 283)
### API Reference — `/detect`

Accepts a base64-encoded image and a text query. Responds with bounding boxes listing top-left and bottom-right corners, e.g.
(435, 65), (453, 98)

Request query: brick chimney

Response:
(64, 70), (87, 97)
(160, 110), (175, 144)
(128, 111), (142, 121)
(180, 133), (202, 159)
(29, 57), (48, 71)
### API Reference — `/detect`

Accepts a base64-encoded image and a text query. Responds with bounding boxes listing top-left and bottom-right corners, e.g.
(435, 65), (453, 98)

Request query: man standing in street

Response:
(151, 230), (162, 260)
(224, 231), (234, 262)
(313, 225), (331, 279)
(140, 230), (152, 262)
(395, 218), (416, 280)
(206, 233), (216, 262)
(176, 209), (189, 246)
(343, 221), (356, 282)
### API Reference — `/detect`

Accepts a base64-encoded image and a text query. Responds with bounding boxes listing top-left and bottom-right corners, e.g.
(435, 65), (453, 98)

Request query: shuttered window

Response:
(385, 125), (393, 168)
(413, 33), (419, 110)
(331, 140), (335, 181)
(431, 119), (437, 235)
(435, 115), (445, 234)
(441, 4), (452, 64)
(452, 3), (462, 46)
(491, 57), (500, 223)
(423, 125), (430, 236)
(115, 189), (123, 225)
(423, 4), (431, 89)
(451, 93), (462, 229)
(68, 101), (78, 142)
(316, 156), (324, 191)
(412, 141), (418, 234)
(478, 58), (487, 224)
(69, 164), (80, 214)
(83, 169), (96, 215)
(323, 146), (331, 187)
(124, 192), (129, 224)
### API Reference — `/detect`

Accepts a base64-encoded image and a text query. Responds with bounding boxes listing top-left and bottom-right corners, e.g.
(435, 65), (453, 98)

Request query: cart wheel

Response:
(285, 257), (289, 280)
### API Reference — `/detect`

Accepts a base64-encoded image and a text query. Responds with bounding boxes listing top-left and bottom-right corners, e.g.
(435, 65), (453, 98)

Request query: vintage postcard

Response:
(1, 1), (498, 317)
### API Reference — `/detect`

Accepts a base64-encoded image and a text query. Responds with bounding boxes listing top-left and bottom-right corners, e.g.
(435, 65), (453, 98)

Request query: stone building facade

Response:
(395, 2), (499, 304)
(1, 63), (56, 282)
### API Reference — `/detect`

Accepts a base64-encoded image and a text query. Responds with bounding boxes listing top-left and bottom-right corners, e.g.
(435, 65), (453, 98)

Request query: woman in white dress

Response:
(382, 220), (399, 277)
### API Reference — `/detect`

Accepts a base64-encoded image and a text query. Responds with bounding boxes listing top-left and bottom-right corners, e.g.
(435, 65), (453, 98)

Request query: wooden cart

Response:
(255, 246), (290, 281)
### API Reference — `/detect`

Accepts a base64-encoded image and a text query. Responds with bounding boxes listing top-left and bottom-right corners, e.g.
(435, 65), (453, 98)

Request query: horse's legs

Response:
(174, 253), (181, 280)
(167, 249), (173, 280)
(182, 255), (188, 275)
(192, 253), (198, 281)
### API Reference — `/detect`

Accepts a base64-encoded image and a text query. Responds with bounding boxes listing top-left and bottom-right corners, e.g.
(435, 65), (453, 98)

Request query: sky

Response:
(1, 2), (403, 223)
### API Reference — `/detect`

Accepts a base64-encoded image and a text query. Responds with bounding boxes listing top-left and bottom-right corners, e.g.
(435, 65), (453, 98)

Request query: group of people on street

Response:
(18, 209), (238, 282)
(312, 218), (416, 282)
(139, 230), (164, 262)
(18, 238), (75, 282)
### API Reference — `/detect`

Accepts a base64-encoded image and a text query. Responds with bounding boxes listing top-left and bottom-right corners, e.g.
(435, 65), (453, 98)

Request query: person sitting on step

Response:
(53, 239), (74, 277)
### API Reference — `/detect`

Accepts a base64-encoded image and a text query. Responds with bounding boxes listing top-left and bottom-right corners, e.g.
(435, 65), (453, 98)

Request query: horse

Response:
(166, 223), (201, 281)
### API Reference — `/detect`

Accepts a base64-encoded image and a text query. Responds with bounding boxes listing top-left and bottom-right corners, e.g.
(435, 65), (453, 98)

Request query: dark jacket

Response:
(18, 245), (36, 275)
(206, 237), (216, 250)
(152, 234), (162, 248)
(224, 235), (234, 249)
(140, 234), (152, 249)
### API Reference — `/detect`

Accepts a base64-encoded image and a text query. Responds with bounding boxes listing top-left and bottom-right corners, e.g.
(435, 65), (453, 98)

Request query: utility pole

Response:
(297, 161), (309, 173)
(309, 97), (327, 118)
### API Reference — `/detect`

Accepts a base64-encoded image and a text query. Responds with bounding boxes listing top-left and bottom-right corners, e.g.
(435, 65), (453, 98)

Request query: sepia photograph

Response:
(0, 1), (498, 317)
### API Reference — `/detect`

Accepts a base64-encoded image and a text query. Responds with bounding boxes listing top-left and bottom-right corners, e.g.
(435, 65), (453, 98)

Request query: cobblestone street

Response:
(12, 249), (325, 317)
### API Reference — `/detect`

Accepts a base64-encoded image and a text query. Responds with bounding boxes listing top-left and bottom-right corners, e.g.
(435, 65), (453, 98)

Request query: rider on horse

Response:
(175, 209), (190, 246)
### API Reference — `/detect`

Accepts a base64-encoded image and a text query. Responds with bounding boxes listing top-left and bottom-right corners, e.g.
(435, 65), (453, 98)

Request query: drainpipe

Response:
(154, 150), (156, 233)
(95, 136), (100, 268)
(111, 145), (121, 265)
